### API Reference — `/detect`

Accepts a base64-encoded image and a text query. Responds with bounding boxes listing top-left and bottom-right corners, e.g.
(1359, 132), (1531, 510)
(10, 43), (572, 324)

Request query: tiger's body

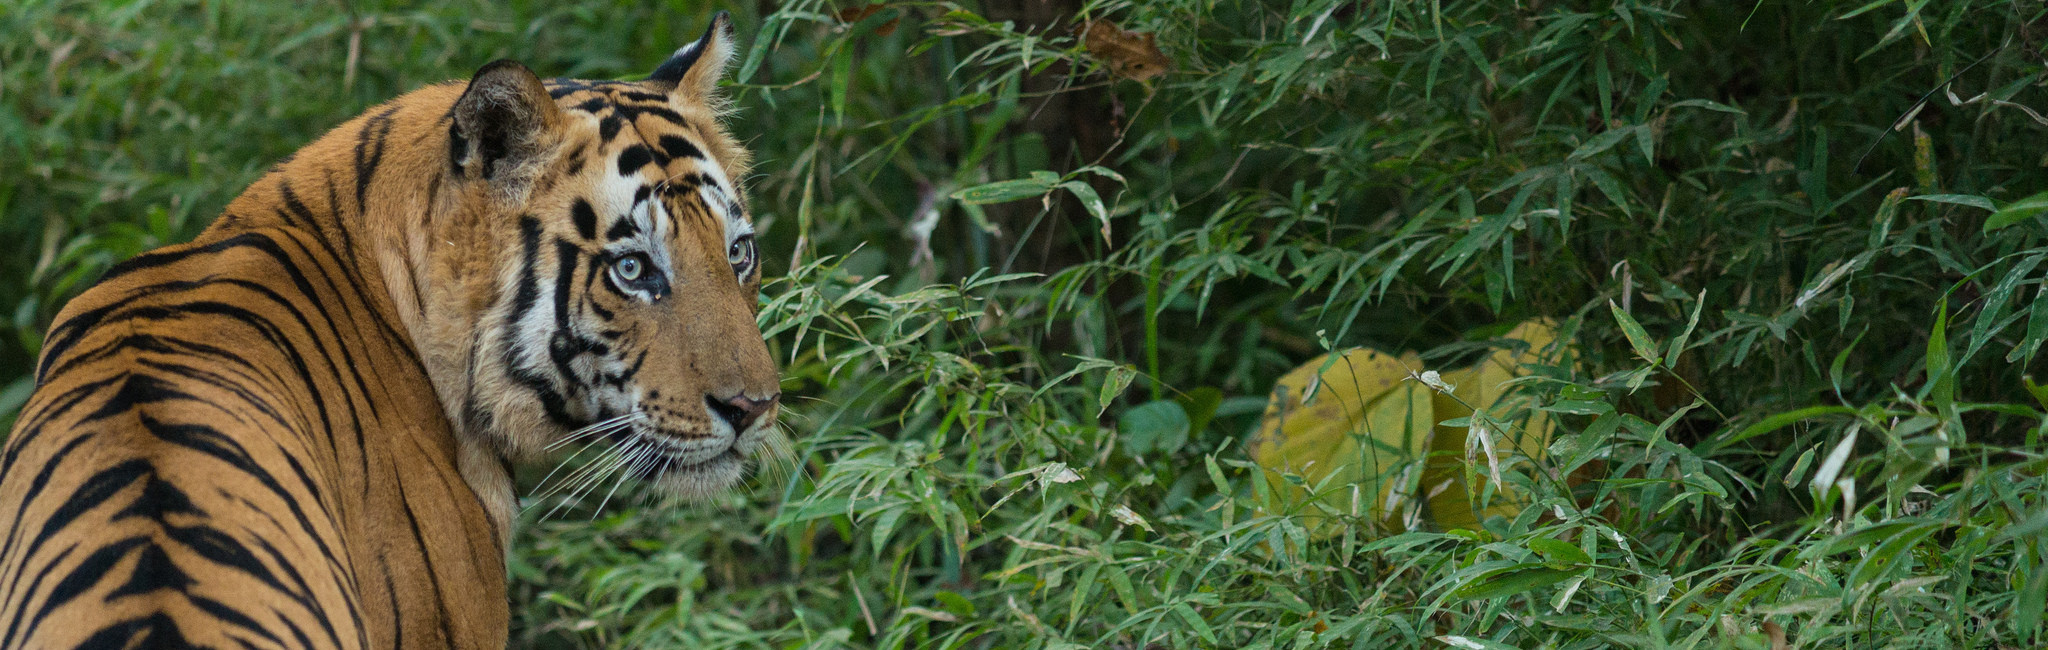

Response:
(0, 14), (778, 648)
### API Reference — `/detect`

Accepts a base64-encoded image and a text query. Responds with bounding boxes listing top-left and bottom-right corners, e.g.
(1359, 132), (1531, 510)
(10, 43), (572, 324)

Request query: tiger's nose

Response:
(706, 393), (778, 431)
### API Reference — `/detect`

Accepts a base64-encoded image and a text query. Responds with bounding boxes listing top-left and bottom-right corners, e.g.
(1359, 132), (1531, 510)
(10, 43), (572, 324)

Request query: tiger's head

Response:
(409, 13), (781, 502)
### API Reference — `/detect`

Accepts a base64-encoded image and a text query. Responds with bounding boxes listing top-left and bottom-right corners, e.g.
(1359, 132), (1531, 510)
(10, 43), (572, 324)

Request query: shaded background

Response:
(4, 0), (2046, 647)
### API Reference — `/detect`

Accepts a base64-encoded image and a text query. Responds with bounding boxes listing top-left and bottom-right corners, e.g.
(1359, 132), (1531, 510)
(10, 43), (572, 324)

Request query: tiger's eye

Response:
(616, 255), (644, 280)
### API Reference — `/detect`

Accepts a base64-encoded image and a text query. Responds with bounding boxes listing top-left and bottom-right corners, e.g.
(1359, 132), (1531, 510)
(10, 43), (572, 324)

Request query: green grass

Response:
(5, 0), (2047, 647)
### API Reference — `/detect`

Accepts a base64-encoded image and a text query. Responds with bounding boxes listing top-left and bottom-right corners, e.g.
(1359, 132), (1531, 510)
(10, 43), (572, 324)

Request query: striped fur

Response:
(0, 14), (780, 648)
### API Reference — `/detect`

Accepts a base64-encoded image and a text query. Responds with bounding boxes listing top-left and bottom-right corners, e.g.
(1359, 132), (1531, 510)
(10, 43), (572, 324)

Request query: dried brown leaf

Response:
(835, 4), (898, 36)
(1078, 19), (1169, 82)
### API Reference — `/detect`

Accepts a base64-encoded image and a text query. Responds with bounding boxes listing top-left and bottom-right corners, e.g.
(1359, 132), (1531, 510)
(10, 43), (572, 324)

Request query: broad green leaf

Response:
(1784, 445), (1817, 488)
(1712, 405), (1857, 450)
(1058, 180), (1113, 244)
(1908, 193), (1995, 212)
(1966, 254), (2044, 366)
(1569, 127), (1634, 161)
(1098, 365), (1136, 416)
(1529, 537), (1591, 566)
(1118, 400), (1190, 458)
(2016, 559), (2047, 643)
(1985, 190), (2048, 232)
(1809, 426), (1860, 501)
(1171, 602), (1217, 644)
(1608, 300), (1659, 365)
(1454, 565), (1579, 600)
(1669, 98), (1745, 114)
(951, 171), (1061, 205)
(1927, 299), (1953, 414)
(1666, 289), (1705, 367)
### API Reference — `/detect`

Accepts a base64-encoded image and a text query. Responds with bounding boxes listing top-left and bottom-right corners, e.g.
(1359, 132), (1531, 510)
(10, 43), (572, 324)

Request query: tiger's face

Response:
(429, 14), (781, 501)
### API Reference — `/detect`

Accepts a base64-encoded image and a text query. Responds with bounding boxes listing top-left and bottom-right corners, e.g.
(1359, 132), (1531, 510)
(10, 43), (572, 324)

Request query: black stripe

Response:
(0, 543), (74, 649)
(549, 239), (599, 392)
(246, 535), (351, 648)
(604, 218), (639, 242)
(74, 611), (201, 650)
(617, 145), (655, 175)
(270, 606), (320, 650)
(27, 460), (151, 566)
(320, 168), (362, 275)
(80, 373), (195, 423)
(190, 594), (285, 647)
(353, 104), (401, 213)
(506, 217), (544, 330)
(45, 286), (347, 491)
(138, 413), (354, 621)
(29, 536), (150, 632)
(398, 493), (457, 644)
(551, 239), (580, 332)
(0, 432), (94, 604)
(41, 233), (277, 381)
(563, 142), (589, 177)
(504, 217), (578, 426)
(602, 348), (649, 388)
(104, 543), (195, 599)
(613, 103), (688, 126)
(658, 134), (704, 160)
(161, 525), (281, 592)
(111, 472), (205, 522)
(571, 199), (599, 241)
(385, 567), (403, 649)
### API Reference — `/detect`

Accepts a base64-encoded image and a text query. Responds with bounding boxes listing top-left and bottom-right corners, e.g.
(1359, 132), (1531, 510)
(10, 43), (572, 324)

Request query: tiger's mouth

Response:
(623, 425), (747, 477)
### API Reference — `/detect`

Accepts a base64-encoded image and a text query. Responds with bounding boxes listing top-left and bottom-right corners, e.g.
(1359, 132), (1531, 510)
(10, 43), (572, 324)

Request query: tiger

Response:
(0, 12), (781, 649)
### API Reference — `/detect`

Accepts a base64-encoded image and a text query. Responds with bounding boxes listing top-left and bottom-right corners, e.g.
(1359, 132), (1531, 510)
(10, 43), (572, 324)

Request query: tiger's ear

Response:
(647, 11), (735, 102)
(450, 59), (561, 181)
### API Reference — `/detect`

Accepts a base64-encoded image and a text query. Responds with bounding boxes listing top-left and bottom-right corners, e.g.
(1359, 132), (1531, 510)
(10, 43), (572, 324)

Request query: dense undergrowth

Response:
(5, 0), (2047, 647)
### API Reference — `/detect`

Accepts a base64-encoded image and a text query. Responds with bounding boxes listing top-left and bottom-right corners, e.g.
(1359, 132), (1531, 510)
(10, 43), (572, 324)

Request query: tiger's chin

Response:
(630, 424), (792, 502)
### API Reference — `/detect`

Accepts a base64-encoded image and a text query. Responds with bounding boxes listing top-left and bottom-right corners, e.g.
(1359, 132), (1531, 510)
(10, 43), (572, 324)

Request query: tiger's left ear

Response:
(648, 11), (736, 102)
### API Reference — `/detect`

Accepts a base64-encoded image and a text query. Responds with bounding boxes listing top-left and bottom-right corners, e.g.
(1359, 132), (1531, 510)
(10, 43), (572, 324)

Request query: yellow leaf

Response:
(1248, 320), (1574, 538)
(1248, 347), (1431, 537)
(1425, 320), (1564, 531)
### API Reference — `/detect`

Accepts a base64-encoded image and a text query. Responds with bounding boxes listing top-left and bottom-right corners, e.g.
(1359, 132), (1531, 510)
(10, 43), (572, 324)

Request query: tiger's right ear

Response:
(450, 60), (561, 181)
(647, 12), (735, 103)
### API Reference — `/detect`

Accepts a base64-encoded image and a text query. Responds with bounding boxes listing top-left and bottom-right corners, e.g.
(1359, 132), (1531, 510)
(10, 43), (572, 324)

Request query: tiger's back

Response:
(0, 222), (507, 647)
(0, 12), (781, 649)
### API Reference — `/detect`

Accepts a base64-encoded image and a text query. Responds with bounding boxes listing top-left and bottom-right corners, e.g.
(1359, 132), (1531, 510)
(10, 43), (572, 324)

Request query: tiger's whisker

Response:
(545, 438), (641, 520)
(531, 422), (637, 495)
(527, 442), (609, 508)
(545, 411), (647, 451)
(539, 448), (629, 521)
(531, 440), (628, 507)
(525, 413), (646, 509)
(590, 442), (649, 519)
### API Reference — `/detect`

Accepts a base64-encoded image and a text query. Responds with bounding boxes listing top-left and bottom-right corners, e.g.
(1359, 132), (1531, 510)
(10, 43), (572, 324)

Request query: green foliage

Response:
(6, 0), (2048, 647)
